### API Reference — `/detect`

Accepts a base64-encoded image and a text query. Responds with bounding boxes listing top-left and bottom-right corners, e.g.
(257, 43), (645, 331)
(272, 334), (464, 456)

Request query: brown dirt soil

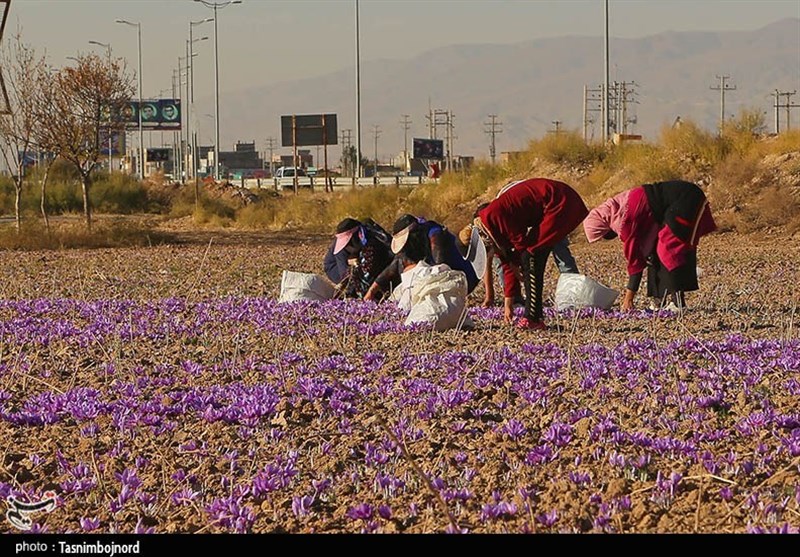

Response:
(0, 230), (798, 534)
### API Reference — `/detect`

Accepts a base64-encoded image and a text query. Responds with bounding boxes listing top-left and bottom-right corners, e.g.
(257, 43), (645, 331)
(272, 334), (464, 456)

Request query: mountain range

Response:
(199, 18), (800, 163)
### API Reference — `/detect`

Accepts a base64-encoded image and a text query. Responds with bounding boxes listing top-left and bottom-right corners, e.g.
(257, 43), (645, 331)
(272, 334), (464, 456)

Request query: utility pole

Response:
(400, 114), (411, 173)
(583, 85), (602, 142)
(372, 124), (381, 179)
(484, 114), (502, 165)
(446, 111), (455, 172)
(355, 0), (362, 178)
(340, 128), (352, 176)
(603, 0), (610, 144)
(781, 91), (799, 131)
(172, 68), (180, 179)
(265, 137), (276, 176)
(710, 75), (736, 133)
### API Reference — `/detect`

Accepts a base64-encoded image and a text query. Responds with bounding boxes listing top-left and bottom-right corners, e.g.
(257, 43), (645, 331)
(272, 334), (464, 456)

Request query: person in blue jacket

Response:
(364, 214), (479, 301)
(324, 217), (395, 298)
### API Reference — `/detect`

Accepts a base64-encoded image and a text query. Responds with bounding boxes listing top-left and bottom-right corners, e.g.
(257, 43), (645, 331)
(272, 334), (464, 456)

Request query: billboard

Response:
(281, 114), (338, 147)
(146, 148), (171, 163)
(98, 129), (126, 157)
(120, 99), (181, 131)
(413, 138), (444, 160)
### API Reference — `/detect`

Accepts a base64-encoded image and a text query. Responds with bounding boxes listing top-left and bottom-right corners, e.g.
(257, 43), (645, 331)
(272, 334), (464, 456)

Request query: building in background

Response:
(219, 141), (264, 179)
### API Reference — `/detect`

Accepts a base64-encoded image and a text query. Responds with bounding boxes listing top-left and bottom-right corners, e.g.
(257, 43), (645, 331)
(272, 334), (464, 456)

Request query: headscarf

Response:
(583, 189), (631, 243)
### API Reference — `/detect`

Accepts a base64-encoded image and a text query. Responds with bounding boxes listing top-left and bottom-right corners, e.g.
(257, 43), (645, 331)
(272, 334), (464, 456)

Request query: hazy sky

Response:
(8, 0), (800, 152)
(12, 0), (800, 96)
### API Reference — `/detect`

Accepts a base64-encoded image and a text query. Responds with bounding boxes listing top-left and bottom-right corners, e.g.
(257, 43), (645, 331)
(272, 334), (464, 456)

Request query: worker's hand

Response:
(621, 289), (635, 312)
(503, 297), (515, 324)
(482, 296), (495, 308)
(364, 283), (381, 302)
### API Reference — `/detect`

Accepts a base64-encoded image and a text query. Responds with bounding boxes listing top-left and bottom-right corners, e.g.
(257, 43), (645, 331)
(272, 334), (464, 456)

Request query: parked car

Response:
(273, 166), (307, 178)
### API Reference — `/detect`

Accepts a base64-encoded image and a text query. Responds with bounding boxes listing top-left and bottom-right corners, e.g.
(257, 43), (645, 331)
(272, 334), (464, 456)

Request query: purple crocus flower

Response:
(346, 503), (374, 521)
(80, 517), (100, 532)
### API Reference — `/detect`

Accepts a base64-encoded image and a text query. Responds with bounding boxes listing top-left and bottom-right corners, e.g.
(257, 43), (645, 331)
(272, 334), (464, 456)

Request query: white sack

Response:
(404, 269), (469, 331)
(278, 270), (335, 303)
(390, 261), (445, 313)
(554, 273), (619, 311)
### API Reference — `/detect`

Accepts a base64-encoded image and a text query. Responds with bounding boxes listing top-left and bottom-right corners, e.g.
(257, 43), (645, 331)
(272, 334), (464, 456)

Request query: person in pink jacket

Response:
(583, 180), (716, 311)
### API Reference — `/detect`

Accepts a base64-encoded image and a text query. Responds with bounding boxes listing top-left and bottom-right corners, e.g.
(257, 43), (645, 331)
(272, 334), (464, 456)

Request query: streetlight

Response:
(193, 0), (242, 181)
(89, 40), (114, 173)
(355, 0), (362, 179)
(189, 18), (212, 183)
(185, 34), (209, 181)
(115, 19), (144, 180)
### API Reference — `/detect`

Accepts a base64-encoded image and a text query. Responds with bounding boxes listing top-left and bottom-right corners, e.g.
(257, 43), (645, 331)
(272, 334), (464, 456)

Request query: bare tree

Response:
(38, 53), (133, 231)
(0, 32), (48, 232)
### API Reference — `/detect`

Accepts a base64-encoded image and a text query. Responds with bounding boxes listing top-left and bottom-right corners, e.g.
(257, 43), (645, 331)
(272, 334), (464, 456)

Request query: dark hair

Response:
(392, 214), (417, 235)
(402, 230), (429, 263)
(336, 217), (362, 234)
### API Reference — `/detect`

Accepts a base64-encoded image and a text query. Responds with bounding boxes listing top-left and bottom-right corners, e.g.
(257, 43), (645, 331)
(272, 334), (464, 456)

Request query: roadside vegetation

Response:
(1, 110), (798, 249)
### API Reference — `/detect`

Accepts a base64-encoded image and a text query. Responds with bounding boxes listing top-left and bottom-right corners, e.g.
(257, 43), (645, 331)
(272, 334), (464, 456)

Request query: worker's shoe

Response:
(516, 317), (546, 330)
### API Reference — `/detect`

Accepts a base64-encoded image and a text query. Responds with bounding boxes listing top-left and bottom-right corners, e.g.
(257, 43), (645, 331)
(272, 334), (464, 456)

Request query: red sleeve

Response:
(622, 233), (648, 277)
(500, 253), (522, 298)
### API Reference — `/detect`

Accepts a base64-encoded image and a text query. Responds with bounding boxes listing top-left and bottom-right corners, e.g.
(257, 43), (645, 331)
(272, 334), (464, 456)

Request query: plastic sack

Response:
(465, 226), (488, 280)
(554, 273), (619, 311)
(278, 270), (335, 303)
(390, 261), (447, 312)
(405, 269), (469, 331)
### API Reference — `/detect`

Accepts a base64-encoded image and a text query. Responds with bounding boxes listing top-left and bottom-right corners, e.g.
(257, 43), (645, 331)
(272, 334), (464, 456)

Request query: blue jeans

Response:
(552, 237), (579, 274)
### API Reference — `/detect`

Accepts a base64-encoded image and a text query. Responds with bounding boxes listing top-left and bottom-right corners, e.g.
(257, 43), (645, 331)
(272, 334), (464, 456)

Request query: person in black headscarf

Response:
(364, 214), (480, 301)
(324, 217), (396, 299)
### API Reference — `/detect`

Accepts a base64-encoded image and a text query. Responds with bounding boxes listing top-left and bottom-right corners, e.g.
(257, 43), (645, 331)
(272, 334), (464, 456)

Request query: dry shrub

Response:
(708, 152), (761, 210)
(0, 219), (174, 250)
(760, 129), (800, 156)
(325, 186), (408, 229)
(526, 130), (605, 167)
(169, 188), (236, 227)
(733, 186), (800, 233)
(659, 119), (727, 172)
(235, 200), (278, 229)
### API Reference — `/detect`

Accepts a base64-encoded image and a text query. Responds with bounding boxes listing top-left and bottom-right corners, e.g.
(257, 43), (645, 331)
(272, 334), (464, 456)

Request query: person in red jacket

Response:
(583, 180), (716, 311)
(474, 178), (589, 329)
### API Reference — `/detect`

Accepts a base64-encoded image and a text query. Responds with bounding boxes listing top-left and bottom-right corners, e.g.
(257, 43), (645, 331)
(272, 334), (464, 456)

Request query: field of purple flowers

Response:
(0, 231), (798, 533)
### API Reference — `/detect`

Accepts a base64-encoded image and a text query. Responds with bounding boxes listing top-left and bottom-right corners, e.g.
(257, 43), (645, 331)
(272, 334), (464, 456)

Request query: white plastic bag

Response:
(554, 273), (619, 311)
(278, 271), (335, 303)
(390, 261), (444, 312)
(404, 269), (469, 331)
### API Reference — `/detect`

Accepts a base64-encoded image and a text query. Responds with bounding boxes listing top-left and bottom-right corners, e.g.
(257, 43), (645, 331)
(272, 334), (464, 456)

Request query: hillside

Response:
(203, 18), (800, 160)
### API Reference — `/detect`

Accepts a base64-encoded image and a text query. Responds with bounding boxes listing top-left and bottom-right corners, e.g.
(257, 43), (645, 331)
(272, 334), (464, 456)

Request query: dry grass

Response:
(0, 218), (176, 250)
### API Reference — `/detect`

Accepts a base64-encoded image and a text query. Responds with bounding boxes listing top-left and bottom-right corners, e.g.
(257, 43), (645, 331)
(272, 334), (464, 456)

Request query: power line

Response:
(710, 75), (737, 132)
(264, 137), (276, 175)
(400, 114), (411, 172)
(372, 124), (381, 178)
(484, 114), (502, 165)
(772, 90), (800, 133)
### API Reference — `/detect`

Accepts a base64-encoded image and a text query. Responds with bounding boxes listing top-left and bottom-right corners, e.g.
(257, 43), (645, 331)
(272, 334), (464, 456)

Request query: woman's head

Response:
(333, 218), (363, 255)
(391, 214), (423, 255)
(583, 190), (630, 243)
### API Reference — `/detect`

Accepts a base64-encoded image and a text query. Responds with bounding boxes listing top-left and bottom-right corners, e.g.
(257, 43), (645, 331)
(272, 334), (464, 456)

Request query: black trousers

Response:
(521, 248), (552, 322)
(647, 249), (698, 306)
